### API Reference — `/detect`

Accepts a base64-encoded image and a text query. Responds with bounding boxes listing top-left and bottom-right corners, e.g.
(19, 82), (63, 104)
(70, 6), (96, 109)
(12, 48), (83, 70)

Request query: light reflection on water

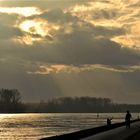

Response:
(0, 113), (139, 140)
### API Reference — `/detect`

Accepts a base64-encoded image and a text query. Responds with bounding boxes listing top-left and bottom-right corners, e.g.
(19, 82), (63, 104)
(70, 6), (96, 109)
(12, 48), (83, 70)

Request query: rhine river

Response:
(0, 113), (139, 140)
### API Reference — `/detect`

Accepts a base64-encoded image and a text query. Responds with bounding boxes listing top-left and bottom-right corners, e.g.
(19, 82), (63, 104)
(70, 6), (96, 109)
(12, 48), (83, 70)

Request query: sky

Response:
(0, 0), (140, 103)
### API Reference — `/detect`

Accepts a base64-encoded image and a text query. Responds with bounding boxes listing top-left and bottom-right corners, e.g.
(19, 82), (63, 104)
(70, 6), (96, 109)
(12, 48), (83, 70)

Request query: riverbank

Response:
(82, 120), (140, 140)
(40, 119), (140, 140)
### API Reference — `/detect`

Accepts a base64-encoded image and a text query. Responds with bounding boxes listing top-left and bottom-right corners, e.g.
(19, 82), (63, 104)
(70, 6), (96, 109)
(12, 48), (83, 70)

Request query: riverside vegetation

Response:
(0, 88), (140, 113)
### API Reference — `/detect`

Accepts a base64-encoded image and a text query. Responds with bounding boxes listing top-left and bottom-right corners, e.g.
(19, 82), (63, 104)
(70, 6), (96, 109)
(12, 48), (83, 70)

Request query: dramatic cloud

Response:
(28, 64), (140, 75)
(0, 0), (140, 103)
(68, 0), (140, 49)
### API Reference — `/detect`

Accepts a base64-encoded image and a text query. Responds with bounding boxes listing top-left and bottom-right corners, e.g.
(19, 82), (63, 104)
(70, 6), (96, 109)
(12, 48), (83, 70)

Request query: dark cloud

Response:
(0, 24), (23, 39)
(0, 18), (139, 66)
(0, 0), (140, 103)
(31, 8), (124, 37)
(16, 9), (136, 66)
(38, 8), (78, 24)
(0, 13), (18, 25)
(24, 23), (138, 66)
(0, 13), (23, 39)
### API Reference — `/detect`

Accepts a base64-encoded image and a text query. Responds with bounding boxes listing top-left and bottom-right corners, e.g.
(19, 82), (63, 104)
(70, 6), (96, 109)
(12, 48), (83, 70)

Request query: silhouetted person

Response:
(125, 110), (132, 128)
(97, 113), (99, 118)
(107, 118), (112, 126)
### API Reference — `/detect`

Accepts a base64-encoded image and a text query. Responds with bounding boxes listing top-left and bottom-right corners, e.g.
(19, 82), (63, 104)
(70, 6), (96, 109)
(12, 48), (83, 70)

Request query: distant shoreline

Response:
(0, 112), (139, 114)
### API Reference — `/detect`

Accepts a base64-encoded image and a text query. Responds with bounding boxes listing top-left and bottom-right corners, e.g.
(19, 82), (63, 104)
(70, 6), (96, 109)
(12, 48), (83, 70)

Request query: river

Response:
(0, 113), (139, 140)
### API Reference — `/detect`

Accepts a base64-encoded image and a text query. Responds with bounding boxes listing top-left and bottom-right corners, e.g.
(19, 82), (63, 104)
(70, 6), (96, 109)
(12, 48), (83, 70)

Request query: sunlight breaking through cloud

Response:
(0, 0), (140, 103)
(67, 0), (140, 50)
(19, 19), (60, 37)
(15, 19), (60, 45)
(13, 35), (42, 45)
(28, 64), (140, 75)
(0, 7), (41, 17)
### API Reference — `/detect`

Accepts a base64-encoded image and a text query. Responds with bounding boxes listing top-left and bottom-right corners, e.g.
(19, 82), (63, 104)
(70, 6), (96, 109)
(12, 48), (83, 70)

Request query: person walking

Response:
(125, 110), (132, 128)
(107, 117), (113, 127)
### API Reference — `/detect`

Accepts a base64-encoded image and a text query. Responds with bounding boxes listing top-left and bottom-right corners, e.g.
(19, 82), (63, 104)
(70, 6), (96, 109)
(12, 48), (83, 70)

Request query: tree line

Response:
(0, 88), (140, 113)
(33, 97), (140, 113)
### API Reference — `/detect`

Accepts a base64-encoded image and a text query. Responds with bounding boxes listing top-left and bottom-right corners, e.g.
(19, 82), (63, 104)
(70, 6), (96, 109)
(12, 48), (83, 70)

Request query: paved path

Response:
(82, 121), (140, 140)
(125, 129), (140, 140)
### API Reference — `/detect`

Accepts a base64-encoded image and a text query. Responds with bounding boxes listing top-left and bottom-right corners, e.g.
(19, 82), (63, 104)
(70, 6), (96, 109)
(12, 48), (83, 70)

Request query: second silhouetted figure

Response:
(125, 110), (132, 128)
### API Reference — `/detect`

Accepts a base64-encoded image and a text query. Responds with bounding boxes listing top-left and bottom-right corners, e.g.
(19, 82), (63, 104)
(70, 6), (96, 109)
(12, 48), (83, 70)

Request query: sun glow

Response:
(0, 7), (41, 17)
(19, 20), (48, 37)
(19, 19), (60, 37)
(17, 19), (60, 45)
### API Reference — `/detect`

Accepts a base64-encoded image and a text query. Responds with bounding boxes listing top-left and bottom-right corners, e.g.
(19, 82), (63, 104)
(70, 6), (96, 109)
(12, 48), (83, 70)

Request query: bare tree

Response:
(0, 89), (23, 113)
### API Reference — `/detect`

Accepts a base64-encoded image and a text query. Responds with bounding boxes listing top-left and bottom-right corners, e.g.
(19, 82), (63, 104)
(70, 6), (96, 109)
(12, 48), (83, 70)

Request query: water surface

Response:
(0, 113), (139, 140)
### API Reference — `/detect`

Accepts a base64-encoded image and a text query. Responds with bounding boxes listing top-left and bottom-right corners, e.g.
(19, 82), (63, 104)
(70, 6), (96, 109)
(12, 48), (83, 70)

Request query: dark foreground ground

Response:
(125, 129), (140, 140)
(83, 120), (140, 140)
(40, 119), (140, 140)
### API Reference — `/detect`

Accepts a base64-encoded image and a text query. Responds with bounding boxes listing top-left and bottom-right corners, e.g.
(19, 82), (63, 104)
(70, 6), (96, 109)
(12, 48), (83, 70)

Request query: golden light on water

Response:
(0, 7), (41, 17)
